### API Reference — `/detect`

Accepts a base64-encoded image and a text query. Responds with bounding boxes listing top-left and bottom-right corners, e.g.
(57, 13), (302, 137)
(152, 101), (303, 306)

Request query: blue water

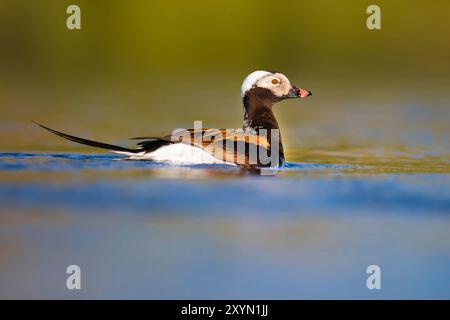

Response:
(0, 153), (449, 299)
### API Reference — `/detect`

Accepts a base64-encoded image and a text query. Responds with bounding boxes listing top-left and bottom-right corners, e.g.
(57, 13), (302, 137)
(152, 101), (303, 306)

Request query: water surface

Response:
(0, 151), (449, 299)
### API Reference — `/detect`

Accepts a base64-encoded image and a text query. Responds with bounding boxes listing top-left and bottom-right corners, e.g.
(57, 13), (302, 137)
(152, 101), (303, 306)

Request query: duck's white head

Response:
(241, 70), (311, 101)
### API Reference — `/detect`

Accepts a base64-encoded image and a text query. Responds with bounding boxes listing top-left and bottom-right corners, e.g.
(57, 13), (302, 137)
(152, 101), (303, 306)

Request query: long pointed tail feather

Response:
(33, 121), (141, 154)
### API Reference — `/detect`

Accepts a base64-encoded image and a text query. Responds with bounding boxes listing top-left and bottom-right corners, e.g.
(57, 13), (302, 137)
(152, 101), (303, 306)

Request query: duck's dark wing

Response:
(157, 128), (273, 166)
(207, 131), (274, 167)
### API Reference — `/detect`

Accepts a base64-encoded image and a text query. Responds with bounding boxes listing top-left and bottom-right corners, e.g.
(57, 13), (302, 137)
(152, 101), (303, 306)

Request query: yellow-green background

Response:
(0, 1), (449, 163)
(1, 1), (450, 299)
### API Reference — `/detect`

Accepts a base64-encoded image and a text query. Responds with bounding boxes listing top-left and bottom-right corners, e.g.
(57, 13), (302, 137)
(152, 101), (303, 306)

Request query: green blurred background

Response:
(1, 1), (450, 299)
(0, 0), (449, 156)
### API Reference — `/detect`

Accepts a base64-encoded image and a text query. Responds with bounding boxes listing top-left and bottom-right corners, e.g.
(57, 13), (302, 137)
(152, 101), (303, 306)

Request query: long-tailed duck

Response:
(36, 71), (311, 168)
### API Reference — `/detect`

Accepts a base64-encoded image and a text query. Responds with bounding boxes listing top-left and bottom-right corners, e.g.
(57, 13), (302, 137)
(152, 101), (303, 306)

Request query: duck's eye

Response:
(271, 78), (280, 85)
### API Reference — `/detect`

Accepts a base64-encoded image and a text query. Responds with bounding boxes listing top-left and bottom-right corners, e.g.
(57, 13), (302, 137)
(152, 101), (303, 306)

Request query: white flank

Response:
(114, 143), (235, 165)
